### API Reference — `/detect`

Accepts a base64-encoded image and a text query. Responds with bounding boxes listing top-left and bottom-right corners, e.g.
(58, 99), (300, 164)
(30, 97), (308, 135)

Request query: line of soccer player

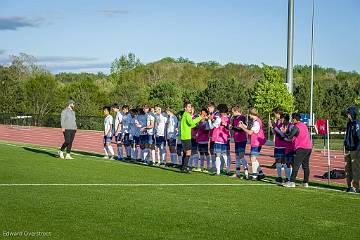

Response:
(101, 101), (312, 187)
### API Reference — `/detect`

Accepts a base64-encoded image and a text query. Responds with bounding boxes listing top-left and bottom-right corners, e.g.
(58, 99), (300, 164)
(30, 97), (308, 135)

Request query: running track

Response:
(0, 124), (346, 185)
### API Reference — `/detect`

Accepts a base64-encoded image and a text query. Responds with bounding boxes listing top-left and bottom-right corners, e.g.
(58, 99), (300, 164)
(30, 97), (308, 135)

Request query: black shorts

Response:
(182, 140), (192, 152)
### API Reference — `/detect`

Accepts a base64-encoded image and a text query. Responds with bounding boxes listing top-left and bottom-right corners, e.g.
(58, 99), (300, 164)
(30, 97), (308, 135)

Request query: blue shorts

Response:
(285, 152), (295, 164)
(167, 138), (177, 148)
(235, 141), (247, 154)
(198, 143), (209, 154)
(155, 136), (166, 148)
(103, 135), (112, 144)
(250, 146), (262, 157)
(274, 147), (286, 160)
(122, 133), (130, 145)
(191, 139), (198, 153)
(131, 136), (140, 145)
(214, 143), (227, 154)
(140, 135), (153, 145)
(177, 143), (183, 154)
(114, 133), (122, 142)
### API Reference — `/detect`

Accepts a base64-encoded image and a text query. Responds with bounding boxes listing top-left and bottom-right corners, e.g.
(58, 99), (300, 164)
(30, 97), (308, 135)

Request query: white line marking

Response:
(0, 183), (271, 186)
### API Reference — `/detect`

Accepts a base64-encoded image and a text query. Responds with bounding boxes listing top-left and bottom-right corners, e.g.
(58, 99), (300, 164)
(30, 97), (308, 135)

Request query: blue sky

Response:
(0, 0), (359, 73)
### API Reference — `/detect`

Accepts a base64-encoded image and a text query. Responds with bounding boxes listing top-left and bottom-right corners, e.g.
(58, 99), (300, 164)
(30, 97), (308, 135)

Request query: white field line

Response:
(0, 183), (271, 186)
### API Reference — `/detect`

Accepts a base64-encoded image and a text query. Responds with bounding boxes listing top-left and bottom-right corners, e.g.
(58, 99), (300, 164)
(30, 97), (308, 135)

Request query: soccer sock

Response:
(117, 146), (123, 159)
(252, 159), (264, 175)
(227, 153), (231, 172)
(140, 149), (144, 161)
(206, 155), (211, 170)
(126, 146), (131, 157)
(241, 157), (248, 170)
(223, 155), (229, 173)
(157, 149), (161, 163)
(178, 154), (182, 165)
(151, 149), (156, 163)
(252, 160), (259, 176)
(104, 147), (109, 156)
(107, 145), (115, 156)
(160, 148), (166, 164)
(183, 156), (190, 170)
(144, 148), (149, 162)
(235, 155), (241, 176)
(193, 154), (199, 168)
(220, 156), (224, 171)
(285, 165), (292, 180)
(216, 156), (221, 175)
(134, 147), (139, 160)
(170, 153), (177, 164)
(188, 155), (193, 167)
(200, 154), (205, 170)
(276, 162), (282, 177)
(211, 154), (216, 171)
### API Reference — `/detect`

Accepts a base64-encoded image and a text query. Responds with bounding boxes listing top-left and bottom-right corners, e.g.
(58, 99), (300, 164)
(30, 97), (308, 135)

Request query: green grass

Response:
(0, 142), (358, 240)
(313, 138), (344, 151)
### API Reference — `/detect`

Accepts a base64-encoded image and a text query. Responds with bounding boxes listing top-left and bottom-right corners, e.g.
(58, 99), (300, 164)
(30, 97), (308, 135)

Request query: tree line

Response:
(0, 53), (359, 128)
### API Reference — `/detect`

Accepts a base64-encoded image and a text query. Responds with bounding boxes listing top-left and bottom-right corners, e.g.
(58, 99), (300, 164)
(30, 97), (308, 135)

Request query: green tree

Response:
(22, 73), (62, 125)
(63, 80), (109, 116)
(148, 80), (183, 112)
(110, 53), (141, 75)
(197, 78), (249, 110)
(252, 65), (294, 125)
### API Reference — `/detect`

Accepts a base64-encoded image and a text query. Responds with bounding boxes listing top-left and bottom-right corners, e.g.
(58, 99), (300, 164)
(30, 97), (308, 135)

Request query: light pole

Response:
(286, 0), (295, 93)
(310, 0), (315, 142)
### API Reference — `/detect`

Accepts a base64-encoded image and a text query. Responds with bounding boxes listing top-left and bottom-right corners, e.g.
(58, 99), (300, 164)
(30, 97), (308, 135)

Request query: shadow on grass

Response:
(264, 174), (346, 191)
(23, 147), (58, 158)
(21, 145), (347, 191)
(71, 150), (104, 158)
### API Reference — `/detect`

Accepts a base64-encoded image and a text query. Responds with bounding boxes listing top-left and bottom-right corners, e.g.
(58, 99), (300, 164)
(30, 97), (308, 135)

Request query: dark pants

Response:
(290, 148), (312, 183)
(60, 129), (76, 153)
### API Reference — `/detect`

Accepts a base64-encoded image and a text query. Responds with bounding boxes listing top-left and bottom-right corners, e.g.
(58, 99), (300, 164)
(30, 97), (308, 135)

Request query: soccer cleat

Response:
(257, 174), (266, 181)
(65, 154), (73, 160)
(283, 182), (296, 188)
(301, 183), (309, 188)
(103, 156), (109, 160)
(193, 168), (202, 172)
(244, 170), (249, 180)
(345, 187), (356, 193)
(58, 151), (65, 159)
(275, 177), (283, 183)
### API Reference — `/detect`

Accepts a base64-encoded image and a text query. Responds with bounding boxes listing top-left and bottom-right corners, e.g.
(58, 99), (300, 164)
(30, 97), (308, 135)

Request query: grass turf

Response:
(0, 142), (359, 240)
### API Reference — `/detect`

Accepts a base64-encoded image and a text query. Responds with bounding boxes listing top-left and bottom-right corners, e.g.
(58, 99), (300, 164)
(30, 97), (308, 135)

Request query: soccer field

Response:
(0, 142), (358, 240)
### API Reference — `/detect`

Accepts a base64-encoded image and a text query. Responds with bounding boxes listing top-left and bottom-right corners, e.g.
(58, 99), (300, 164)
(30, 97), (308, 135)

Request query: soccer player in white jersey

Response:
(129, 108), (140, 161)
(165, 107), (179, 166)
(103, 106), (115, 159)
(141, 105), (155, 164)
(112, 104), (124, 160)
(154, 105), (168, 166)
(121, 105), (132, 159)
(136, 108), (148, 163)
